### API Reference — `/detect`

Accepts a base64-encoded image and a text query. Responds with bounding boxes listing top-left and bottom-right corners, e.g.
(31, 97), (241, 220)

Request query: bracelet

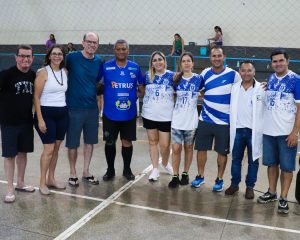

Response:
(294, 132), (299, 137)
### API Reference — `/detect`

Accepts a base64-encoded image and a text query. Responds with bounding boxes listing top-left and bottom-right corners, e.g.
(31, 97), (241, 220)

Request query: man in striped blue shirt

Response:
(191, 47), (242, 191)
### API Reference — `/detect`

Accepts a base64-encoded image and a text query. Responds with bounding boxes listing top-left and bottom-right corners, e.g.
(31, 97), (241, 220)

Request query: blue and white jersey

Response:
(172, 73), (204, 130)
(141, 70), (175, 121)
(263, 70), (300, 136)
(100, 59), (143, 121)
(200, 67), (241, 125)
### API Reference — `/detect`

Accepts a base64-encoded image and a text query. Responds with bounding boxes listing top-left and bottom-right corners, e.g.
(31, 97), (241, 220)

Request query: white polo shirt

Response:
(236, 85), (254, 129)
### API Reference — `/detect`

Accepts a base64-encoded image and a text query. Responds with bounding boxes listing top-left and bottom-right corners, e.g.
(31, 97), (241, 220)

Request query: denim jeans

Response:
(263, 134), (297, 172)
(231, 128), (259, 188)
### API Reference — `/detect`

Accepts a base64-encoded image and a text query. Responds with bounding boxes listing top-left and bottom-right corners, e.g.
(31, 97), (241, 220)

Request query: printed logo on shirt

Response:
(130, 72), (136, 78)
(120, 71), (125, 76)
(118, 93), (129, 97)
(15, 81), (33, 95)
(256, 95), (262, 101)
(128, 67), (137, 71)
(190, 84), (196, 91)
(106, 67), (116, 70)
(163, 79), (169, 85)
(279, 83), (286, 92)
(111, 82), (134, 89)
(115, 98), (131, 110)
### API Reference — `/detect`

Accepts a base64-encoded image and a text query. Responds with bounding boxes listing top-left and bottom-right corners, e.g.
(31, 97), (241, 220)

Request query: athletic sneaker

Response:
(277, 198), (289, 214)
(180, 172), (189, 185)
(191, 175), (205, 188)
(257, 191), (277, 203)
(160, 162), (174, 175)
(213, 178), (224, 192)
(168, 175), (180, 188)
(148, 168), (159, 182)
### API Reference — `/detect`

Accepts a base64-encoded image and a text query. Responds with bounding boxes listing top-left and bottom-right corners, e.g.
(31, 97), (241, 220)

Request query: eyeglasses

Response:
(17, 55), (32, 59)
(85, 40), (98, 45)
(152, 58), (164, 62)
(51, 52), (63, 57)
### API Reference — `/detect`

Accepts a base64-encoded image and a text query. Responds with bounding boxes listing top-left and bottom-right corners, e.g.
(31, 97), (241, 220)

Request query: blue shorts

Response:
(1, 124), (34, 158)
(263, 134), (297, 172)
(66, 108), (99, 148)
(171, 128), (196, 145)
(34, 106), (68, 144)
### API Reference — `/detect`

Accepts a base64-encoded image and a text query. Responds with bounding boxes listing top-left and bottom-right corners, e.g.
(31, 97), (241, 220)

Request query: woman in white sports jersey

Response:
(34, 45), (68, 195)
(142, 51), (174, 181)
(168, 52), (203, 188)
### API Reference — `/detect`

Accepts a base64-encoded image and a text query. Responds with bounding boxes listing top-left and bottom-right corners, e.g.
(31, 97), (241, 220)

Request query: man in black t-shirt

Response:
(0, 45), (36, 203)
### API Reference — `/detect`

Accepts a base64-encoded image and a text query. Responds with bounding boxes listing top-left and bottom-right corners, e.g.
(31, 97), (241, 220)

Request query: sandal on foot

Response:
(4, 192), (16, 203)
(39, 186), (50, 195)
(68, 177), (79, 187)
(82, 175), (99, 185)
(15, 185), (35, 193)
(47, 183), (66, 190)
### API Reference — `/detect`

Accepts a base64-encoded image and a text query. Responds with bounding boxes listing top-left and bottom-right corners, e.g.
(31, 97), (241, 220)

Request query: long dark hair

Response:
(50, 34), (56, 41)
(174, 33), (182, 39)
(174, 52), (194, 87)
(44, 44), (66, 69)
(214, 26), (223, 35)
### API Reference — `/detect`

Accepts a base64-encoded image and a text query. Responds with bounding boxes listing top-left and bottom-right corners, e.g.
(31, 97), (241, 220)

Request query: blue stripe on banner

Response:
(204, 94), (231, 104)
(202, 102), (229, 124)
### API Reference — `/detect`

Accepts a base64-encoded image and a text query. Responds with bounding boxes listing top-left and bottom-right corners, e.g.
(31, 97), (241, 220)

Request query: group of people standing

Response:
(0, 32), (143, 203)
(0, 32), (299, 216)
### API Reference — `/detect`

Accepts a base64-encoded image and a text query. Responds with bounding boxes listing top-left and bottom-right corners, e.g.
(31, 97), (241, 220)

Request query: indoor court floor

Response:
(0, 118), (299, 240)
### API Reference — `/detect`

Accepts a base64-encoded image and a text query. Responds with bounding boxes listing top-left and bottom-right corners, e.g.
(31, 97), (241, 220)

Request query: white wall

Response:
(0, 0), (299, 48)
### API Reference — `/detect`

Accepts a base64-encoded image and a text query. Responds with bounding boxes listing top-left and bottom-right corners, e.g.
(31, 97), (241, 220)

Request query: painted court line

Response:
(0, 177), (300, 236)
(0, 180), (104, 202)
(114, 202), (300, 235)
(54, 164), (153, 240)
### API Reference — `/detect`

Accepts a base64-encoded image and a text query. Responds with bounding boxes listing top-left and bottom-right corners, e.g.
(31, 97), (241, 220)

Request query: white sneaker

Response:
(160, 162), (174, 175)
(148, 168), (160, 181)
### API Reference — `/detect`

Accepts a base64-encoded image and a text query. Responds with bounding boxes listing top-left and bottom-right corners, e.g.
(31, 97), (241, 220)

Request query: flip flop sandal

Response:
(68, 177), (79, 187)
(39, 186), (51, 195)
(82, 175), (99, 185)
(47, 183), (66, 190)
(4, 193), (16, 203)
(15, 185), (35, 193)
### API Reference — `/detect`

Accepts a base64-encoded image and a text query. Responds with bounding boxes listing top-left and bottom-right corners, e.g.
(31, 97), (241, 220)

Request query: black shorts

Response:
(96, 84), (104, 96)
(142, 117), (171, 132)
(103, 114), (137, 143)
(34, 106), (68, 144)
(1, 124), (34, 158)
(194, 120), (229, 155)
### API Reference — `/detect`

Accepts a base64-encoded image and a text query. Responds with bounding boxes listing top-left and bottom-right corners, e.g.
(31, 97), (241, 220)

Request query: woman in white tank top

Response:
(33, 45), (68, 195)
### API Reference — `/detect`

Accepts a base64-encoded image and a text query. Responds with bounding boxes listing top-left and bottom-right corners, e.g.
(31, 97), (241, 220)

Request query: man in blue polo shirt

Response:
(99, 39), (143, 181)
